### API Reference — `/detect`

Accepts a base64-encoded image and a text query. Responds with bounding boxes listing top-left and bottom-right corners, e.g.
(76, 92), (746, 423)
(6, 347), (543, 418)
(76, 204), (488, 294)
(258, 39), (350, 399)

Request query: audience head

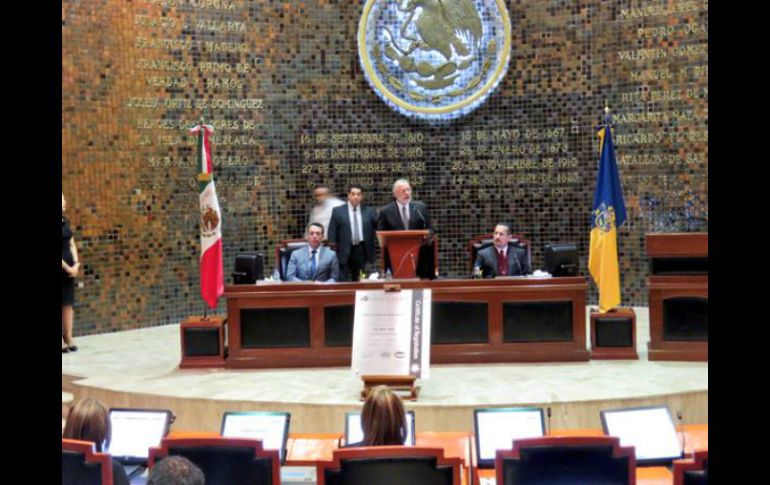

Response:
(361, 385), (407, 446)
(493, 222), (514, 250)
(347, 184), (364, 207)
(148, 456), (205, 485)
(392, 179), (412, 205)
(306, 222), (325, 248)
(62, 398), (111, 453)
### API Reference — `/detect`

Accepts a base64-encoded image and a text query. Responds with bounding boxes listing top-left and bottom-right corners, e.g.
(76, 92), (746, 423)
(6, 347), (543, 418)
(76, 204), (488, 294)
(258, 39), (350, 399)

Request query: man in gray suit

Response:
(473, 222), (530, 278)
(328, 184), (378, 282)
(287, 222), (340, 282)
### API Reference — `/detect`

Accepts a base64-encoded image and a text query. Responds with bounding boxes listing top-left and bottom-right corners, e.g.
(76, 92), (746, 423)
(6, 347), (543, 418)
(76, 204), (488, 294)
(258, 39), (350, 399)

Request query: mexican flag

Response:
(190, 123), (223, 309)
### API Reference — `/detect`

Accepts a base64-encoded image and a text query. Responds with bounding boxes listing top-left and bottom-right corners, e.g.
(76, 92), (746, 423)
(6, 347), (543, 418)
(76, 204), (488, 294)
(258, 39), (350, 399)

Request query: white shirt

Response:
(347, 202), (364, 243)
(397, 201), (410, 227)
(309, 197), (345, 234)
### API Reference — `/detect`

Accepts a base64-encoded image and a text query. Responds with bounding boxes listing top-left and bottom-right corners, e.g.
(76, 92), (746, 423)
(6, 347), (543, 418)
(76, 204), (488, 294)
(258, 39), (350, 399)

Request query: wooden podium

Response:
(646, 233), (708, 361)
(377, 230), (430, 279)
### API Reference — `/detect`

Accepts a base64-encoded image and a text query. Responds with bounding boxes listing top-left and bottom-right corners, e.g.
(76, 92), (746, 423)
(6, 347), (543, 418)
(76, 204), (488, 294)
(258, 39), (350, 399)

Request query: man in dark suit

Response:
(377, 178), (435, 278)
(328, 184), (378, 281)
(474, 222), (530, 277)
(286, 223), (340, 282)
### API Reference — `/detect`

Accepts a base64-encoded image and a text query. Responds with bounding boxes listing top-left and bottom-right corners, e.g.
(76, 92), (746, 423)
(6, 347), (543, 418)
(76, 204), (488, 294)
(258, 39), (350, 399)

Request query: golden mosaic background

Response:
(62, 0), (708, 335)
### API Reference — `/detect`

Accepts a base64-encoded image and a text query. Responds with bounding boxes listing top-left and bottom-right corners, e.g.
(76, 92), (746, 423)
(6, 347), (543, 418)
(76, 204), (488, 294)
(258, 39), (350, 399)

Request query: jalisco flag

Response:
(190, 123), (224, 309)
(588, 122), (626, 313)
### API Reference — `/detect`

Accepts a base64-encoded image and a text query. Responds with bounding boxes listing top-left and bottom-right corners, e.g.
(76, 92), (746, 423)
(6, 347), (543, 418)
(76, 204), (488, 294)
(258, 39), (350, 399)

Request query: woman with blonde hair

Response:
(360, 385), (408, 446)
(63, 397), (130, 485)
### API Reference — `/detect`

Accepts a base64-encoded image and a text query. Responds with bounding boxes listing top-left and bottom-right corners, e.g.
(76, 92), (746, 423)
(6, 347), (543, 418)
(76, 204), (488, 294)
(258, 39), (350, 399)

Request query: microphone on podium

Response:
(676, 410), (686, 457)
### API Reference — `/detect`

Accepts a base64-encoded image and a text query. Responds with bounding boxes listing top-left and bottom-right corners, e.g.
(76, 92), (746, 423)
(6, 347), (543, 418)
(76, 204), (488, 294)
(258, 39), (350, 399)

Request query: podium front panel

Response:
(184, 327), (221, 356)
(595, 317), (634, 348)
(324, 305), (355, 347)
(240, 308), (311, 348)
(502, 301), (573, 342)
(663, 297), (708, 341)
(431, 301), (489, 344)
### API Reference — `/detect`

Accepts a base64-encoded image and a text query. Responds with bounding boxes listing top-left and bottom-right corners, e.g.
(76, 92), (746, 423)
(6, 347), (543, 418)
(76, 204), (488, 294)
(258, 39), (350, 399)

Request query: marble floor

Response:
(62, 306), (708, 433)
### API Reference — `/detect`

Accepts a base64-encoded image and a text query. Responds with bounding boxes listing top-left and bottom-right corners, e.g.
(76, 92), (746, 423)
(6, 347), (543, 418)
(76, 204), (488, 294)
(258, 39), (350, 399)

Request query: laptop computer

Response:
(107, 408), (173, 478)
(220, 411), (291, 464)
(601, 405), (682, 466)
(474, 407), (545, 469)
(344, 410), (415, 446)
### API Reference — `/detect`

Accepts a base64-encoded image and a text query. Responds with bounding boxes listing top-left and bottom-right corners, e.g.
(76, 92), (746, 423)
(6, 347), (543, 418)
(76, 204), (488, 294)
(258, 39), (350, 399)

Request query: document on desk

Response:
(351, 289), (432, 378)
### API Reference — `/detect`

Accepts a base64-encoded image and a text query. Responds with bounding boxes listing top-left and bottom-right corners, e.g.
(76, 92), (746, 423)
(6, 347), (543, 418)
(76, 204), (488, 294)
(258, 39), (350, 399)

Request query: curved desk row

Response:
(223, 277), (589, 368)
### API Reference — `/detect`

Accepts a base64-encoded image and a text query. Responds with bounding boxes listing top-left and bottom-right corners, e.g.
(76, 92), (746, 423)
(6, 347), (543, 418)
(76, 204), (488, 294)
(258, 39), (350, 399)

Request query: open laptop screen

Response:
(220, 411), (291, 463)
(107, 408), (172, 466)
(474, 407), (545, 468)
(601, 405), (682, 465)
(344, 411), (415, 446)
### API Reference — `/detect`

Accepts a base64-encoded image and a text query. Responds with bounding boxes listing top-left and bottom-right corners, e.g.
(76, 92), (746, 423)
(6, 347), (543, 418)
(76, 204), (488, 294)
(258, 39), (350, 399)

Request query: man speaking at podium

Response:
(377, 178), (435, 278)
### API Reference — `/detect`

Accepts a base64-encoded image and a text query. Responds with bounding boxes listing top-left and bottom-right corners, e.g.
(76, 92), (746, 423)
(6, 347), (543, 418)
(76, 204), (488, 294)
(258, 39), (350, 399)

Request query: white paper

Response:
(351, 289), (431, 378)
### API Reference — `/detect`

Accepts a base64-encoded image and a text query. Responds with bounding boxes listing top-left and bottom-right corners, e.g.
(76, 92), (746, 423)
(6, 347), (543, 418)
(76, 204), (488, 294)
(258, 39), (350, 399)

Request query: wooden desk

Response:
(224, 277), (589, 368)
(286, 433), (341, 465)
(646, 233), (708, 361)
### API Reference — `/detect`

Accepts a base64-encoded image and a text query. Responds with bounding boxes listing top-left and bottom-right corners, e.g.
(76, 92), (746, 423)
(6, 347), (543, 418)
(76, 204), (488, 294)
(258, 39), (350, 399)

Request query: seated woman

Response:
(62, 398), (130, 485)
(350, 385), (408, 447)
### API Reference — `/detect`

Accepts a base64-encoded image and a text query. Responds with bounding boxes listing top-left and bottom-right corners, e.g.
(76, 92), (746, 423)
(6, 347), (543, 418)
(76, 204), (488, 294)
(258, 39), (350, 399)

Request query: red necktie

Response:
(497, 250), (508, 276)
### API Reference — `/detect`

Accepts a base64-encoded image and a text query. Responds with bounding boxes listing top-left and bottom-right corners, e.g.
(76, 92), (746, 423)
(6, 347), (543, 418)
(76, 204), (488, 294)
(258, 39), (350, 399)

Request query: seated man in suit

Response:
(286, 222), (340, 282)
(474, 222), (530, 277)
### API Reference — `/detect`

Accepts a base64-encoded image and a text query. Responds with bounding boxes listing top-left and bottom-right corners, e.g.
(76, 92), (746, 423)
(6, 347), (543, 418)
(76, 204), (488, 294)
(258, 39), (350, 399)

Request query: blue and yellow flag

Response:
(589, 123), (626, 312)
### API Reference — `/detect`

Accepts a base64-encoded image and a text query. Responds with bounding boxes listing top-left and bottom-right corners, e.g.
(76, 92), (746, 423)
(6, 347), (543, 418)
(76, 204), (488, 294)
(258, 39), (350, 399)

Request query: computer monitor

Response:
(544, 243), (578, 276)
(344, 410), (415, 446)
(107, 408), (172, 466)
(601, 405), (682, 466)
(474, 407), (545, 469)
(233, 252), (264, 284)
(220, 411), (291, 464)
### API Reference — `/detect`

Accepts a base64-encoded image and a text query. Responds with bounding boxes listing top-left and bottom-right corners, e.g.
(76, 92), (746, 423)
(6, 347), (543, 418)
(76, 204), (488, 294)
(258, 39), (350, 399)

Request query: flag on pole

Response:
(190, 123), (224, 309)
(588, 119), (626, 313)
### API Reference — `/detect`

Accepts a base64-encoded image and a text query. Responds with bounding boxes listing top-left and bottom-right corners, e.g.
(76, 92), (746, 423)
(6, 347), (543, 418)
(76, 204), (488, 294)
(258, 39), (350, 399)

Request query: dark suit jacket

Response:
(377, 200), (433, 231)
(327, 204), (378, 265)
(377, 200), (435, 278)
(474, 244), (530, 277)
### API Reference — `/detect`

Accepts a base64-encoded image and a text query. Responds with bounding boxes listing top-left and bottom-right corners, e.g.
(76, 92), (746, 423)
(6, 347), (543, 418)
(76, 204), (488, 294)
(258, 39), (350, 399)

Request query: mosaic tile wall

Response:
(62, 0), (708, 335)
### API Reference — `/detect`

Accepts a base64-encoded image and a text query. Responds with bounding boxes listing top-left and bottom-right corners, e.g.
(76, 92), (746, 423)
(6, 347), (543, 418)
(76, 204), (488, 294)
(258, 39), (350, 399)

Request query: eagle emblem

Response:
(200, 205), (220, 235)
(359, 0), (511, 120)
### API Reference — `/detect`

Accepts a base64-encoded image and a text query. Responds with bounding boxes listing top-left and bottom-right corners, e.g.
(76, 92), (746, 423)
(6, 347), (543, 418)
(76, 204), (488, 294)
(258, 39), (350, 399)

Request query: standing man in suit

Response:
(377, 178), (435, 278)
(328, 184), (378, 282)
(309, 184), (345, 238)
(287, 222), (340, 282)
(473, 222), (530, 277)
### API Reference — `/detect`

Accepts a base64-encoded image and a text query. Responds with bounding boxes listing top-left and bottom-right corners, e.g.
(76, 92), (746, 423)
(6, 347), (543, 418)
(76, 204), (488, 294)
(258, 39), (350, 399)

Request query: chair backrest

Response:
(495, 436), (635, 485)
(149, 437), (280, 485)
(673, 449), (708, 485)
(62, 438), (114, 485)
(317, 445), (462, 485)
(468, 234), (531, 274)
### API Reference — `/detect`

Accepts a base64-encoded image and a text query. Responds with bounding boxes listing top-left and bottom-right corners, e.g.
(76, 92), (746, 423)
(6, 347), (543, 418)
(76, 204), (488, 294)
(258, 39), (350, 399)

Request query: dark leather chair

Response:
(149, 437), (280, 485)
(317, 445), (462, 485)
(62, 438), (114, 485)
(673, 449), (708, 485)
(468, 234), (531, 274)
(495, 436), (635, 485)
(275, 239), (336, 281)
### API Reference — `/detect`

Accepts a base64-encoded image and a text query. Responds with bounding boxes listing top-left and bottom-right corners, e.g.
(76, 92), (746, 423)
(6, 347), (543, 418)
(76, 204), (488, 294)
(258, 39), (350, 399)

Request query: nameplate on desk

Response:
(281, 466), (316, 484)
